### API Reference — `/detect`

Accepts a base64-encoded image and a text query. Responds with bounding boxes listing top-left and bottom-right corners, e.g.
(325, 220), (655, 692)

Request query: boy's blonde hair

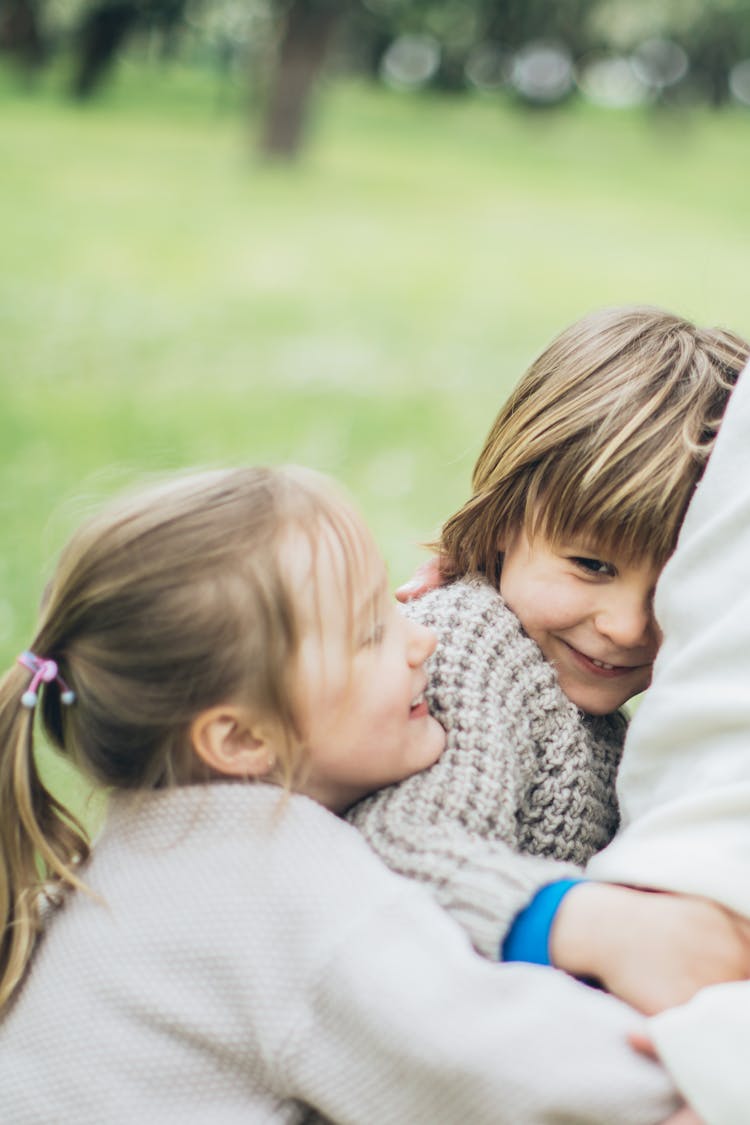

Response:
(0, 465), (375, 1012)
(440, 306), (750, 583)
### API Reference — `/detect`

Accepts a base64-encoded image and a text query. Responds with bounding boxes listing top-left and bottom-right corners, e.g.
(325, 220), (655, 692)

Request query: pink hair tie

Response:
(17, 650), (76, 709)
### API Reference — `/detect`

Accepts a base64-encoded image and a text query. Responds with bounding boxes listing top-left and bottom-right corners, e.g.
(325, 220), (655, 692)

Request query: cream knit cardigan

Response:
(0, 784), (676, 1123)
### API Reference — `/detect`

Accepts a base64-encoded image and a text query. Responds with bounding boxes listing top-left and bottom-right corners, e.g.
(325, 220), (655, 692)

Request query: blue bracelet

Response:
(501, 879), (584, 966)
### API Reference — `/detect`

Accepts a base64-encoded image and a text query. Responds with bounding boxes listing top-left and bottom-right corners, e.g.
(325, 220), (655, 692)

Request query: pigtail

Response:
(0, 663), (89, 1013)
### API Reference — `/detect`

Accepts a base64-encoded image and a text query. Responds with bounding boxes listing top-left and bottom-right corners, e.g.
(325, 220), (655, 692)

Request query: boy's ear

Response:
(190, 705), (278, 779)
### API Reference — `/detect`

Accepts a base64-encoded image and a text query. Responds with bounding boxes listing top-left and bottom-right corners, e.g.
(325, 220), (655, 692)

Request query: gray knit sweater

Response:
(347, 577), (626, 959)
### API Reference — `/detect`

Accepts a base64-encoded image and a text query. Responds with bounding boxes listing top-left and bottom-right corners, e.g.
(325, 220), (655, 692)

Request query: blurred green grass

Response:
(2, 58), (750, 818)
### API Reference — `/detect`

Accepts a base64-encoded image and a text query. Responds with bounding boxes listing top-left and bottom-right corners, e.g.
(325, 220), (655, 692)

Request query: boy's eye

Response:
(572, 556), (615, 577)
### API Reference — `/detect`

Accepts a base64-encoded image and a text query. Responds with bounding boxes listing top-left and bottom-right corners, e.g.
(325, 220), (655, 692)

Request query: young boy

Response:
(348, 306), (750, 1016)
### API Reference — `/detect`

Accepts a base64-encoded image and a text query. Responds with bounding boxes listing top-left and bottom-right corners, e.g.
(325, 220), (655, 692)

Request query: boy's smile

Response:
(499, 531), (661, 715)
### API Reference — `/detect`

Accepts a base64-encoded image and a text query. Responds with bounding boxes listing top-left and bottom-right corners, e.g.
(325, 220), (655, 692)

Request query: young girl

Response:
(0, 466), (680, 1123)
(348, 306), (750, 1014)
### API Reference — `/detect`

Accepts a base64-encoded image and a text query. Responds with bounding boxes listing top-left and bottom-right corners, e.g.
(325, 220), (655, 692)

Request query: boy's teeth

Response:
(590, 658), (614, 670)
(411, 690), (425, 707)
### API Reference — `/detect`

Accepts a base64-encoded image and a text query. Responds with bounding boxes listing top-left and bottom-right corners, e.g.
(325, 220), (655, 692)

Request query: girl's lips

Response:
(562, 640), (648, 680)
(409, 699), (430, 719)
(409, 686), (430, 718)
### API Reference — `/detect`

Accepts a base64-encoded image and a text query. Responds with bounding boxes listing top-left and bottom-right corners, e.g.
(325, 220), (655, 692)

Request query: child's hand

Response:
(550, 882), (750, 1016)
(658, 1108), (705, 1125)
(629, 1034), (705, 1125)
(661, 1112), (705, 1125)
(395, 558), (443, 602)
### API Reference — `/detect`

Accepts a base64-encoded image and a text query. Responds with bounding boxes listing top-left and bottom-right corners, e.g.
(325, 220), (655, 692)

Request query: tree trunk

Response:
(259, 0), (342, 160)
(0, 0), (44, 67)
(71, 1), (141, 99)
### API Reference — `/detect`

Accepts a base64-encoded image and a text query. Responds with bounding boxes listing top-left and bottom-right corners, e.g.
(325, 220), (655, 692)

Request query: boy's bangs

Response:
(530, 461), (689, 568)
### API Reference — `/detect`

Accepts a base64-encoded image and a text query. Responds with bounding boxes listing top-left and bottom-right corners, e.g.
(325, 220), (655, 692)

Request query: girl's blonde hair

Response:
(0, 465), (374, 1012)
(440, 306), (750, 584)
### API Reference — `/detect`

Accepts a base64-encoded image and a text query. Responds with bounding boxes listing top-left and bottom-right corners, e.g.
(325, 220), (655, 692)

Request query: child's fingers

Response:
(629, 1036), (705, 1125)
(628, 1030), (658, 1060)
(395, 558), (442, 602)
(661, 1109), (705, 1125)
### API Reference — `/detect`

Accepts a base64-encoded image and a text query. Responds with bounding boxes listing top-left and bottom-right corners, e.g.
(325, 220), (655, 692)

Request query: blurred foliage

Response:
(2, 0), (750, 155)
(3, 63), (750, 617)
(2, 61), (750, 812)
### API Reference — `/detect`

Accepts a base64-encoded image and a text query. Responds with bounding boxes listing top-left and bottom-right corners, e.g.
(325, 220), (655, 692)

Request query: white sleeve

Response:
(284, 880), (678, 1124)
(587, 360), (750, 917)
(649, 981), (750, 1125)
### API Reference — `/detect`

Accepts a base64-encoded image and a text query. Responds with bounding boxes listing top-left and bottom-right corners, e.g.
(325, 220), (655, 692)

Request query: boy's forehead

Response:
(528, 517), (659, 569)
(528, 506), (656, 562)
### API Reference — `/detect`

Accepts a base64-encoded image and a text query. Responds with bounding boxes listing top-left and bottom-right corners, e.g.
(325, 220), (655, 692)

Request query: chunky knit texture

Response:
(347, 577), (626, 958)
(0, 784), (677, 1124)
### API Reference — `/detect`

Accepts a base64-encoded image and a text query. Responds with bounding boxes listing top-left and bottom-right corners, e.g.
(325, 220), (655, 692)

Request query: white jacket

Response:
(588, 360), (750, 1125)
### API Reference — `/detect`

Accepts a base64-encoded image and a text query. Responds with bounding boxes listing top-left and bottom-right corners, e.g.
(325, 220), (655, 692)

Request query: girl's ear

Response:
(190, 706), (279, 779)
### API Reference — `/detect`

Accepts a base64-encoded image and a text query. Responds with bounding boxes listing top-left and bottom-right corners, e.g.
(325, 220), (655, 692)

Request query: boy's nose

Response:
(595, 594), (656, 652)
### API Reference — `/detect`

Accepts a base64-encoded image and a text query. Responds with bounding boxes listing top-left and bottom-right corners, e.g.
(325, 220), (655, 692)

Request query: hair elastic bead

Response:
(17, 650), (76, 709)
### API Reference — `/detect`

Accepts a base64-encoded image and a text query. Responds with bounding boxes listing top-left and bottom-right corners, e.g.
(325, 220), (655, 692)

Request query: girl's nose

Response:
(407, 619), (438, 666)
